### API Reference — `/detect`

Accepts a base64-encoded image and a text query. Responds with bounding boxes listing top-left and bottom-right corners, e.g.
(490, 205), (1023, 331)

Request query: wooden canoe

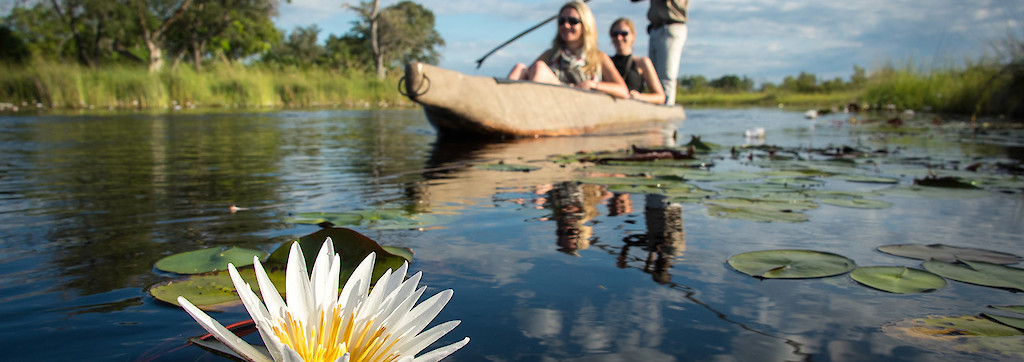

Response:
(403, 62), (685, 138)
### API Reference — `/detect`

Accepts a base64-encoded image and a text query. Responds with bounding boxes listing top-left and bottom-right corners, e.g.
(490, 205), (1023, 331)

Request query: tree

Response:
(0, 25), (31, 64)
(133, 0), (193, 72)
(348, 0), (443, 78)
(165, 0), (279, 70)
(678, 75), (708, 92)
(263, 25), (324, 67)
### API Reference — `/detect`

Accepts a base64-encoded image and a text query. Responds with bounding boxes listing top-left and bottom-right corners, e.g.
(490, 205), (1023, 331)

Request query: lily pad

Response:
(705, 204), (810, 223)
(922, 259), (1024, 291)
(818, 197), (893, 209)
(833, 174), (900, 184)
(763, 177), (825, 188)
(877, 244), (1023, 264)
(266, 227), (413, 285)
(849, 266), (946, 293)
(883, 315), (1024, 358)
(287, 209), (441, 230)
(727, 249), (856, 279)
(984, 313), (1024, 331)
(149, 267), (287, 311)
(474, 162), (540, 172)
(151, 228), (414, 310)
(990, 305), (1024, 315)
(154, 247), (267, 274)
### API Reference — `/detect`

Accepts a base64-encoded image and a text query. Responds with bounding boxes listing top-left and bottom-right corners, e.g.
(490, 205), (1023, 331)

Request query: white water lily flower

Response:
(178, 238), (469, 362)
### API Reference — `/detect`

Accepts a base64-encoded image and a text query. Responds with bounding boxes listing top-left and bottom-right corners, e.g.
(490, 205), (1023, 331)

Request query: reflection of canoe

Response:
(403, 62), (685, 138)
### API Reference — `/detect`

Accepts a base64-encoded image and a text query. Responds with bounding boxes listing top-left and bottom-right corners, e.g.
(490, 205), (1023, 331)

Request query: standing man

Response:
(633, 0), (689, 105)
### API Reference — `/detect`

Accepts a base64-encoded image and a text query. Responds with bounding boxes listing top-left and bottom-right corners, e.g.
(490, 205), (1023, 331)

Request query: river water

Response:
(0, 108), (1021, 361)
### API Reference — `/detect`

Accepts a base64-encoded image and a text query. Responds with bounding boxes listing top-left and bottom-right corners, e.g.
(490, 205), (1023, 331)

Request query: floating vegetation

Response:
(550, 132), (1023, 223)
(154, 246), (267, 274)
(922, 259), (1024, 292)
(817, 197), (893, 209)
(149, 228), (412, 310)
(877, 244), (1023, 264)
(849, 266), (946, 294)
(727, 249), (856, 279)
(883, 315), (1024, 358)
(474, 162), (541, 172)
(287, 209), (443, 230)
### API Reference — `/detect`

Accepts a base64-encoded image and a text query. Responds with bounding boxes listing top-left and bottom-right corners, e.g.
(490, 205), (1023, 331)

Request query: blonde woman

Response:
(609, 17), (665, 104)
(507, 1), (628, 99)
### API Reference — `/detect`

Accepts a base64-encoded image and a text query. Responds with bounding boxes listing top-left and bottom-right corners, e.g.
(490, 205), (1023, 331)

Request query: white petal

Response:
(395, 289), (453, 338)
(227, 264), (282, 361)
(311, 237), (337, 308)
(177, 296), (274, 362)
(398, 320), (462, 358)
(379, 271), (422, 320)
(279, 345), (307, 362)
(334, 352), (351, 362)
(411, 336), (470, 362)
(285, 242), (314, 327)
(338, 252), (375, 317)
(253, 257), (287, 321)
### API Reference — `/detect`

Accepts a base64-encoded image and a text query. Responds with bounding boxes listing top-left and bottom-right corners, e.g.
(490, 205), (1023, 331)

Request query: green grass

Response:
(678, 90), (860, 109)
(0, 60), (413, 110)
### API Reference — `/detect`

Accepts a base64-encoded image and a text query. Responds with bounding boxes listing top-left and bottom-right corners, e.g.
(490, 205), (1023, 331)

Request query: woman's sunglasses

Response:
(611, 30), (630, 38)
(558, 16), (582, 26)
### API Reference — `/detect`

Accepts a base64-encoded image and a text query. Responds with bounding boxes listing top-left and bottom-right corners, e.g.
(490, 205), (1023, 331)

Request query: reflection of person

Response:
(631, 0), (689, 105)
(608, 18), (665, 104)
(616, 193), (685, 284)
(508, 1), (629, 99)
(543, 182), (605, 255)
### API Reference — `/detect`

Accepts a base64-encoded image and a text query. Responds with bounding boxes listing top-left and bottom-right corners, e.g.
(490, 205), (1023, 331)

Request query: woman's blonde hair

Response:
(551, 1), (601, 78)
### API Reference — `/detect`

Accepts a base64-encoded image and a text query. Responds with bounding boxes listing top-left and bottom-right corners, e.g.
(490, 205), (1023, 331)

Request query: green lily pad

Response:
(881, 185), (991, 199)
(266, 227), (413, 285)
(474, 162), (540, 172)
(984, 313), (1024, 330)
(716, 183), (804, 193)
(990, 305), (1024, 315)
(704, 198), (818, 212)
(849, 266), (946, 293)
(706, 204), (810, 223)
(154, 247), (267, 274)
(149, 267), (287, 311)
(727, 249), (856, 279)
(878, 244), (1023, 264)
(833, 174), (900, 184)
(922, 259), (1024, 291)
(763, 177), (825, 188)
(151, 228), (414, 310)
(883, 315), (1024, 358)
(287, 209), (441, 230)
(818, 197), (893, 209)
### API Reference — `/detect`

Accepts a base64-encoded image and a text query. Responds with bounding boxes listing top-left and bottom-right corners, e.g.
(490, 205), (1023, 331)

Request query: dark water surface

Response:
(0, 109), (1022, 361)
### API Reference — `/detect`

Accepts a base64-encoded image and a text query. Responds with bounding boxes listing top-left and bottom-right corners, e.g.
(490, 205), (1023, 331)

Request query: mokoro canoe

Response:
(403, 62), (685, 138)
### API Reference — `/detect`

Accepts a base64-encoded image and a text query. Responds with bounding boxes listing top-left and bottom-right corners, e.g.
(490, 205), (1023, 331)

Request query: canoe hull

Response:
(404, 62), (685, 138)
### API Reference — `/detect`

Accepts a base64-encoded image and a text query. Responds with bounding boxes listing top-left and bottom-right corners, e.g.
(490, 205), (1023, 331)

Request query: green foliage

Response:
(0, 26), (30, 64)
(0, 59), (410, 109)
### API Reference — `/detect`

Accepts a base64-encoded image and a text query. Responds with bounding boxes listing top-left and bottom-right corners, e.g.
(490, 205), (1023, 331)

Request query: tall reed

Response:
(0, 60), (412, 110)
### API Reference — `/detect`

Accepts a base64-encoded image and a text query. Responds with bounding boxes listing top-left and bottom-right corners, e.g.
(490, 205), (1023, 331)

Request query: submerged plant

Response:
(177, 238), (469, 362)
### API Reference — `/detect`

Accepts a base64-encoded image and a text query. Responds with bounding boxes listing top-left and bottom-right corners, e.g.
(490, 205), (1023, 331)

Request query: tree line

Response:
(0, 0), (443, 78)
(679, 65), (869, 94)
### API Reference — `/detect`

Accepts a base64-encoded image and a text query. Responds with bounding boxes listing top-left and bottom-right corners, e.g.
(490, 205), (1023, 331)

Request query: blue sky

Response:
(276, 0), (1023, 85)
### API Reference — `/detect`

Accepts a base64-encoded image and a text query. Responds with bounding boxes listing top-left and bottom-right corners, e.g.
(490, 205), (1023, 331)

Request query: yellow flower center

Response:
(272, 305), (402, 362)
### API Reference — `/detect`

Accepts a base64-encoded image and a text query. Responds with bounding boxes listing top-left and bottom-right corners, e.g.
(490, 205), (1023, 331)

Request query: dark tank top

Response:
(611, 54), (644, 92)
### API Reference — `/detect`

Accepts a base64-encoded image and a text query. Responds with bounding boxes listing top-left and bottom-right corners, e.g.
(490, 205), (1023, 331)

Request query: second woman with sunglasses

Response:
(507, 1), (629, 100)
(609, 17), (666, 104)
